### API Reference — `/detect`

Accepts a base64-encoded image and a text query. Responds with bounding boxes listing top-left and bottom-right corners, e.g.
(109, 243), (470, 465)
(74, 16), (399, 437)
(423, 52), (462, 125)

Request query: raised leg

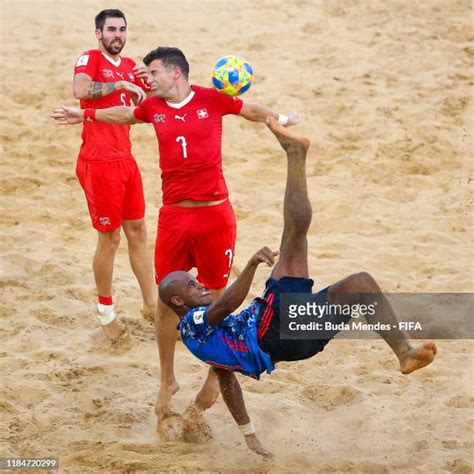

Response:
(265, 118), (311, 281)
(328, 272), (437, 374)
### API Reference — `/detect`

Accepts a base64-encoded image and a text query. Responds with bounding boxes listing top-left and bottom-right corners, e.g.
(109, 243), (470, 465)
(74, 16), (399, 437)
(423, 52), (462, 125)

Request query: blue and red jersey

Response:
(178, 301), (275, 379)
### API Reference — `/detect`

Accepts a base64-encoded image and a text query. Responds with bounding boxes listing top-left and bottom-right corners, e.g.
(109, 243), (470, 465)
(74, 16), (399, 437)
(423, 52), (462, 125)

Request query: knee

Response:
(98, 229), (121, 252)
(126, 220), (148, 243)
(157, 299), (178, 322)
(350, 271), (378, 292)
(289, 202), (312, 235)
(214, 368), (234, 387)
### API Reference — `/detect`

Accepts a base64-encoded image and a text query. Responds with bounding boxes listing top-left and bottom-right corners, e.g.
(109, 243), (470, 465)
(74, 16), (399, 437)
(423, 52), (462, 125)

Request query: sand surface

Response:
(1, 0), (473, 472)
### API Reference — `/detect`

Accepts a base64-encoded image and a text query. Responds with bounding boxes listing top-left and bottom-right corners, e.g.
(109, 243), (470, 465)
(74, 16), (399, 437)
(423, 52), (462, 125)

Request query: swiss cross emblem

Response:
(98, 217), (111, 225)
(197, 108), (209, 119)
(102, 68), (114, 78)
(153, 113), (166, 123)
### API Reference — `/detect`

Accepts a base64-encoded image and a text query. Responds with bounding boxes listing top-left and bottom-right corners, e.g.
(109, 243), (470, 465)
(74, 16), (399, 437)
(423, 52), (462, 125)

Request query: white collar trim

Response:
(101, 52), (121, 67)
(165, 90), (195, 109)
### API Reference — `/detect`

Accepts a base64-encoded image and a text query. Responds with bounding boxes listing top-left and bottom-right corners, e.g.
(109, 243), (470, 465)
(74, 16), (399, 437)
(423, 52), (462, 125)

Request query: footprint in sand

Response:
(444, 459), (472, 473)
(51, 365), (106, 384)
(440, 96), (469, 117)
(0, 400), (19, 415)
(302, 384), (362, 411)
(442, 440), (460, 449)
(119, 442), (157, 455)
(446, 394), (473, 409)
(32, 307), (82, 329)
(121, 317), (155, 342)
(243, 379), (292, 394)
(87, 327), (132, 355)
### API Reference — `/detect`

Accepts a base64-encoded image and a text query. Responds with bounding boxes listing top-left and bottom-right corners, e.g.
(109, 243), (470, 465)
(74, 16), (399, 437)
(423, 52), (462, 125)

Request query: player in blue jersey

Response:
(159, 118), (438, 456)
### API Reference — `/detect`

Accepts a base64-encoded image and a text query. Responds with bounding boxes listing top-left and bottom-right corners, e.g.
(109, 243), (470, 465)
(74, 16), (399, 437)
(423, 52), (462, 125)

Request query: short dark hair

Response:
(143, 47), (190, 78)
(95, 9), (127, 30)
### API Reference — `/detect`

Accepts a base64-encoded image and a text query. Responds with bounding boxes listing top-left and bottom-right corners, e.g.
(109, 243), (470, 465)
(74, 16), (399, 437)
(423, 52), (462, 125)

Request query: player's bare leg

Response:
(265, 117), (311, 282)
(155, 287), (223, 417)
(193, 287), (224, 410)
(194, 368), (220, 411)
(328, 272), (438, 374)
(206, 118), (307, 458)
(155, 298), (180, 418)
(265, 118), (438, 376)
(94, 228), (126, 342)
(216, 369), (272, 457)
(122, 219), (157, 321)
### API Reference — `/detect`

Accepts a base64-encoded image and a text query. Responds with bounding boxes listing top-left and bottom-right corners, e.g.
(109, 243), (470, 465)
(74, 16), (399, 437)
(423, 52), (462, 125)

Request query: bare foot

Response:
(245, 434), (272, 458)
(101, 319), (127, 343)
(266, 117), (310, 151)
(155, 380), (180, 420)
(194, 368), (220, 411)
(399, 342), (438, 374)
(140, 305), (156, 323)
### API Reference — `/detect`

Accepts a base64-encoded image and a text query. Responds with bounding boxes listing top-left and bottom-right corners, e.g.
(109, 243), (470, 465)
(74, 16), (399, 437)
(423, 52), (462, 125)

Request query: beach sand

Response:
(1, 0), (473, 471)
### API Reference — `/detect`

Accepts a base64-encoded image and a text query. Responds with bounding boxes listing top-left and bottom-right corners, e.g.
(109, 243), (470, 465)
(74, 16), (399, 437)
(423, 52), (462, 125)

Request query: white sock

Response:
(96, 303), (116, 326)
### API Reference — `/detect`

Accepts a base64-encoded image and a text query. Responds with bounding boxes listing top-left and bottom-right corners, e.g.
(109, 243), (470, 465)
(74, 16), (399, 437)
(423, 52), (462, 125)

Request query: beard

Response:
(101, 38), (125, 55)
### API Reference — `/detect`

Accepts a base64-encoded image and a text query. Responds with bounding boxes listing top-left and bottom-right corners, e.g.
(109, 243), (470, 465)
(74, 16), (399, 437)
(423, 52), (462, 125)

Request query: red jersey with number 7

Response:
(133, 85), (243, 204)
(74, 49), (148, 162)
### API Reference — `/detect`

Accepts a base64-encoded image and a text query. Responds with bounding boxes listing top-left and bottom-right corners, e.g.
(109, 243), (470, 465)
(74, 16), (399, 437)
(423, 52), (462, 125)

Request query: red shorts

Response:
(155, 200), (236, 289)
(76, 158), (145, 232)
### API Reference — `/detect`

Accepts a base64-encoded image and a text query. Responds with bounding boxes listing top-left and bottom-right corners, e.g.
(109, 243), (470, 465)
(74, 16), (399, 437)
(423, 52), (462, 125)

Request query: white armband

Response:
(238, 421), (256, 436)
(277, 114), (289, 126)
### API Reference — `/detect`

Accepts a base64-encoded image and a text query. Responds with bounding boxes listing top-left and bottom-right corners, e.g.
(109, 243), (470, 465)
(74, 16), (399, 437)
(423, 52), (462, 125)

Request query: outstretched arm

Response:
(215, 369), (271, 457)
(239, 101), (302, 127)
(206, 247), (279, 326)
(73, 72), (147, 104)
(51, 105), (142, 125)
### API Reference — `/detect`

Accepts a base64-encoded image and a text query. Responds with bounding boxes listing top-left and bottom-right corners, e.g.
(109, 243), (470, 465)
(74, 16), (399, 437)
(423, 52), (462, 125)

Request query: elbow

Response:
(242, 104), (263, 122)
(73, 87), (88, 100)
(220, 301), (238, 316)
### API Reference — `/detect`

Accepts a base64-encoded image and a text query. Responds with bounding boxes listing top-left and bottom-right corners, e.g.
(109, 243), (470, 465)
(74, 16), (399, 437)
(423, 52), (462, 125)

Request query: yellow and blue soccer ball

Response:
(212, 55), (253, 96)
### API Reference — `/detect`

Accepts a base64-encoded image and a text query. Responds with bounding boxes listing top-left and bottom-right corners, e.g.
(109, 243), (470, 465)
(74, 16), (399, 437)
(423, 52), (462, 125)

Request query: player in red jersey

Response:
(72, 9), (156, 342)
(52, 46), (302, 415)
